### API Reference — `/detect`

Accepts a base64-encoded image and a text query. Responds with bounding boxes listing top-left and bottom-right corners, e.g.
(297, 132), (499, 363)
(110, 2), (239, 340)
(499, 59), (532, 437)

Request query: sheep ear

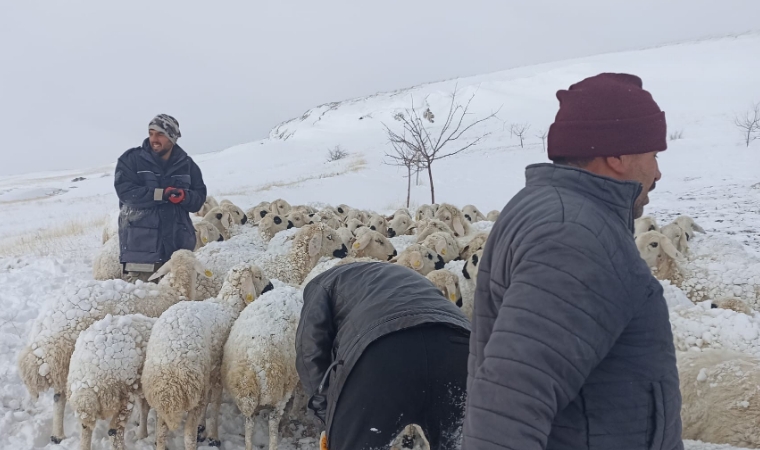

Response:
(435, 240), (447, 256)
(453, 216), (465, 237)
(194, 260), (212, 278)
(308, 232), (323, 258)
(149, 261), (172, 281)
(409, 252), (423, 271)
(660, 237), (684, 261)
(693, 222), (706, 233)
(353, 232), (371, 251)
(446, 280), (458, 303)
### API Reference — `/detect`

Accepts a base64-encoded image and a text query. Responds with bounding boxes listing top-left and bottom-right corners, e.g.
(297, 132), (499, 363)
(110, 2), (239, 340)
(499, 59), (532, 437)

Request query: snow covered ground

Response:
(1, 33), (760, 449)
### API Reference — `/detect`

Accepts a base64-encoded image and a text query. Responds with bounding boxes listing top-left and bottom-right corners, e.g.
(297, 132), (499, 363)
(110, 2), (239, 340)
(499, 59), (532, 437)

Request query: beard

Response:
(153, 146), (171, 158)
(633, 181), (656, 219)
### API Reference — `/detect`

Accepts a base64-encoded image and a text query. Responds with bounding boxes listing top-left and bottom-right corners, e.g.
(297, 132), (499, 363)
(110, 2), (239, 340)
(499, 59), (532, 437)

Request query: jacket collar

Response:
(525, 163), (642, 231)
(140, 138), (187, 169)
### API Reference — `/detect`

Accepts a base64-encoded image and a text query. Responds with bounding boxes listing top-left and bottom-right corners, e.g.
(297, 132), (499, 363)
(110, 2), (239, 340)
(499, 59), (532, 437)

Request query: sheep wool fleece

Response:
(463, 163), (683, 450)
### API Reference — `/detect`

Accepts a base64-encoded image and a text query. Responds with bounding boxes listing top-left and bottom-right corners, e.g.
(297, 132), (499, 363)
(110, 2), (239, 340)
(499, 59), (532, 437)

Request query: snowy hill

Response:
(1, 33), (760, 449)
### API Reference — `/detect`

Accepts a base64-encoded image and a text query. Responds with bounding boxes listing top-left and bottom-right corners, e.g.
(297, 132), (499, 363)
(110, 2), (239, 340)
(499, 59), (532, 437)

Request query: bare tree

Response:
(326, 145), (349, 162)
(511, 123), (530, 148)
(384, 135), (424, 208)
(383, 86), (500, 203)
(536, 129), (548, 152)
(734, 102), (760, 147)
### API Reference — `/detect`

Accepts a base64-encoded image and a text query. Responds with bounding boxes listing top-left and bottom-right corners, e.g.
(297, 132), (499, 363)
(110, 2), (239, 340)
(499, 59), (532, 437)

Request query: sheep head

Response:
(285, 210), (308, 228)
(220, 202), (247, 225)
(351, 230), (398, 261)
(388, 213), (415, 238)
(270, 198), (292, 216)
(246, 202), (271, 225)
(633, 216), (659, 238)
(434, 203), (470, 238)
(673, 215), (706, 238)
(635, 231), (684, 278)
(392, 244), (444, 276)
(150, 249), (211, 300)
(462, 205), (485, 223)
(661, 223), (689, 254)
(426, 269), (462, 306)
(462, 249), (483, 282)
(368, 214), (389, 237)
(415, 219), (454, 243)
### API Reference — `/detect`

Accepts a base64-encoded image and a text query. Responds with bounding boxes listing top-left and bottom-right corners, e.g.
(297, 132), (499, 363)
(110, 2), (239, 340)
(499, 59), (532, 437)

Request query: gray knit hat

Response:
(148, 114), (181, 144)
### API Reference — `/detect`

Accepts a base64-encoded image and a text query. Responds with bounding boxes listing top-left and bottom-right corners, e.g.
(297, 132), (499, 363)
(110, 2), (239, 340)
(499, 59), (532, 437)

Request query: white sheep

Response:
(415, 219), (454, 243)
(636, 231), (760, 306)
(390, 424), (431, 450)
(421, 232), (460, 263)
(712, 297), (753, 315)
(293, 204), (317, 215)
(392, 244), (445, 276)
(486, 210), (500, 222)
(101, 210), (121, 244)
(426, 269), (462, 307)
(285, 210), (309, 228)
(388, 212), (415, 238)
(259, 213), (290, 242)
(633, 215), (659, 238)
(435, 203), (472, 238)
(143, 263), (262, 450)
(678, 349), (760, 448)
(270, 198), (292, 216)
(246, 201), (271, 225)
(459, 231), (489, 261)
(334, 204), (352, 220)
(253, 223), (348, 286)
(196, 196), (220, 218)
(222, 283), (302, 450)
(18, 250), (206, 444)
(67, 314), (156, 450)
(203, 207), (235, 240)
(368, 214), (389, 237)
(220, 202), (248, 226)
(462, 205), (487, 223)
(194, 220), (223, 250)
(673, 215), (706, 240)
(661, 223), (690, 254)
(444, 249), (484, 320)
(415, 205), (436, 221)
(345, 208), (369, 224)
(335, 227), (357, 249)
(350, 229), (398, 261)
(93, 236), (124, 281)
(345, 218), (366, 235)
(310, 209), (342, 230)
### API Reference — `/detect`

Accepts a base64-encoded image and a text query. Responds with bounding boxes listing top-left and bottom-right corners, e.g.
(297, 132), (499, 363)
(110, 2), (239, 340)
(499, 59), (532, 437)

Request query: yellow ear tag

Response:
(352, 242), (361, 249)
(412, 260), (422, 269)
(246, 293), (254, 303)
(320, 432), (328, 450)
(205, 270), (213, 277)
(441, 249), (447, 256)
(449, 293), (457, 302)
(202, 237), (208, 244)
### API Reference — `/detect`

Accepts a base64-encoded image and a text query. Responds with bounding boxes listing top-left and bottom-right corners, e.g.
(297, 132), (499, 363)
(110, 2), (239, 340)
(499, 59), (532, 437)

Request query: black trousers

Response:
(330, 324), (469, 450)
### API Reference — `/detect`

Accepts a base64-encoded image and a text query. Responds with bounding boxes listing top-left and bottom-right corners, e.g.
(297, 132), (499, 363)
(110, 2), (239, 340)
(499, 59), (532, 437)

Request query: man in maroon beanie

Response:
(462, 73), (683, 450)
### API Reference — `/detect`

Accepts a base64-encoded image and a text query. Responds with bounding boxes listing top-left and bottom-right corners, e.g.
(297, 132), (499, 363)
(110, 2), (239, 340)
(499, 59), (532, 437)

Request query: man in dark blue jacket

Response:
(115, 114), (207, 281)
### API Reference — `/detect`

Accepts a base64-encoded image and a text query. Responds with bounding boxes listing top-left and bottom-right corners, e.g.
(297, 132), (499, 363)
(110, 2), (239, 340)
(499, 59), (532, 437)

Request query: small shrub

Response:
(669, 130), (684, 141)
(326, 145), (349, 162)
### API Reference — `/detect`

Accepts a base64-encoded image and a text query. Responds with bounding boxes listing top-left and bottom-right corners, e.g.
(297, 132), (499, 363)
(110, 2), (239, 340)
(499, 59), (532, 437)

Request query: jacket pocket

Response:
(647, 381), (665, 450)
(138, 170), (161, 188)
(127, 225), (160, 253)
(171, 174), (191, 189)
(448, 335), (470, 345)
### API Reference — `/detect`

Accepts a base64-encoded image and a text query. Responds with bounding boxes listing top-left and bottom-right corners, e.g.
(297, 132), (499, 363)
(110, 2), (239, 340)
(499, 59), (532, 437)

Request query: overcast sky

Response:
(1, 0), (758, 176)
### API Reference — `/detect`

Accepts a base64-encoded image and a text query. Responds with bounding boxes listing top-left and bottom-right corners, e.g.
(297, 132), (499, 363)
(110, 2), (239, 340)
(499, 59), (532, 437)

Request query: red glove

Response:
(164, 187), (186, 204)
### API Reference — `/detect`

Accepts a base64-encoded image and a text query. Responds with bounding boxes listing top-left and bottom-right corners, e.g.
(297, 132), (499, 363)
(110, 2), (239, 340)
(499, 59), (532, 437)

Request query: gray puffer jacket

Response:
(296, 261), (470, 437)
(463, 163), (682, 450)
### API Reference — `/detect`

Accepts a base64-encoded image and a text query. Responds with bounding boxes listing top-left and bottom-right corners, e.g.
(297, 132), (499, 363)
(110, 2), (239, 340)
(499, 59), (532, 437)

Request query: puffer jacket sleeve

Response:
(179, 158), (207, 213)
(296, 280), (336, 399)
(114, 154), (162, 209)
(463, 222), (636, 450)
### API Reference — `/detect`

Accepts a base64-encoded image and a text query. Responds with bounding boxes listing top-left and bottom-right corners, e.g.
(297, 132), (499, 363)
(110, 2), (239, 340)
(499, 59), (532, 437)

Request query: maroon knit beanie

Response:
(547, 73), (667, 159)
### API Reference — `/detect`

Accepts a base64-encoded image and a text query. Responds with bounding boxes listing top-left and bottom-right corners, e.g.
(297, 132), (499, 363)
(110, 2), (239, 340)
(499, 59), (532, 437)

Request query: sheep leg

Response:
(268, 406), (285, 450)
(155, 415), (168, 450)
(206, 384), (223, 447)
(184, 404), (205, 450)
(107, 402), (129, 450)
(51, 391), (66, 443)
(137, 396), (150, 440)
(245, 415), (256, 450)
(79, 420), (95, 450)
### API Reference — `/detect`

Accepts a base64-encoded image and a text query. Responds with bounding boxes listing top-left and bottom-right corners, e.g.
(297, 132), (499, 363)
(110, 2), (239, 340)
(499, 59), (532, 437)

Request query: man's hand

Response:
(163, 187), (186, 204)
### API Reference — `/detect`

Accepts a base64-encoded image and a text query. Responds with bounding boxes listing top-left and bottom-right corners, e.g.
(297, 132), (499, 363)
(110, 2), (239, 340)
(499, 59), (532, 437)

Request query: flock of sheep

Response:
(17, 191), (760, 450)
(18, 197), (497, 450)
